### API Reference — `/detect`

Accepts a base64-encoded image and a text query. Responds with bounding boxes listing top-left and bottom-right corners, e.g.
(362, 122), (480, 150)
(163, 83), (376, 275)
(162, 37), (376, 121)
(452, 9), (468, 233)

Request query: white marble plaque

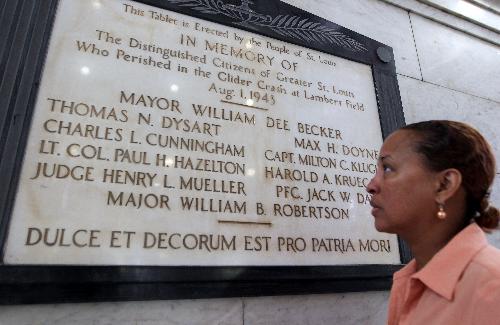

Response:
(4, 0), (400, 265)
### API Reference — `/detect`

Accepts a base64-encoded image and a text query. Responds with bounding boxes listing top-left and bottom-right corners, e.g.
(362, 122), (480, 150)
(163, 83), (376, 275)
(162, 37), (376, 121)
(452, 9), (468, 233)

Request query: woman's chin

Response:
(374, 219), (394, 234)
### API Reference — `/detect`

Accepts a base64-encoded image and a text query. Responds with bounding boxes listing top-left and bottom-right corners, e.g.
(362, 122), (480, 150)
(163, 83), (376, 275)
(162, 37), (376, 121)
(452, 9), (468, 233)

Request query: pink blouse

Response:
(387, 223), (500, 325)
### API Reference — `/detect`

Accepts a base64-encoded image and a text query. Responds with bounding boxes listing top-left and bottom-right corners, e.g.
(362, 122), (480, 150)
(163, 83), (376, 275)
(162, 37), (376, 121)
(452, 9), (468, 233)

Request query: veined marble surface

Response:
(0, 299), (243, 325)
(410, 13), (500, 103)
(0, 293), (389, 325)
(243, 291), (389, 325)
(281, 0), (422, 79)
(381, 0), (500, 45)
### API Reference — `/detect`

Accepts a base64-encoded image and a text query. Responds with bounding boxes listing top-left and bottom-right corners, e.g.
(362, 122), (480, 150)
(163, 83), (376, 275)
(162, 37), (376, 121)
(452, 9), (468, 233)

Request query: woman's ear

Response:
(436, 168), (462, 203)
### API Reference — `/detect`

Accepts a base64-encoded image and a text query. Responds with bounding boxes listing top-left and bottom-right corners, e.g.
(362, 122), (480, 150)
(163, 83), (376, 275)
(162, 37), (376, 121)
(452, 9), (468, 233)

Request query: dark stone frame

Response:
(0, 0), (409, 304)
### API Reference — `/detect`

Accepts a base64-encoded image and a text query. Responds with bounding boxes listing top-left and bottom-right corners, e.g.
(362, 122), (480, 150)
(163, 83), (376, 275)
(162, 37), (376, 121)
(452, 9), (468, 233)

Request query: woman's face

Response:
(367, 130), (439, 235)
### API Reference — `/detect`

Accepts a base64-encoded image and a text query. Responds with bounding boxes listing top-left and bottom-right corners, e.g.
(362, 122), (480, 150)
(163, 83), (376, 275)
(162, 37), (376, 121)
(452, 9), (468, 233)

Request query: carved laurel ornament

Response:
(168, 0), (368, 52)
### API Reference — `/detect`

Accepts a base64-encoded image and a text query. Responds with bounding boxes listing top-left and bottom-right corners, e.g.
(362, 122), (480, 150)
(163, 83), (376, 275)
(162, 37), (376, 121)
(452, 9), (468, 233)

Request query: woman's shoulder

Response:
(465, 246), (500, 323)
(468, 244), (500, 280)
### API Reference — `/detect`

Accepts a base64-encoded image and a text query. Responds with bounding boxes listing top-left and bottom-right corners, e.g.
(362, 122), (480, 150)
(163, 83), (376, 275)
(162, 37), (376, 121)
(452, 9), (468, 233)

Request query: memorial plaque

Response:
(0, 0), (408, 303)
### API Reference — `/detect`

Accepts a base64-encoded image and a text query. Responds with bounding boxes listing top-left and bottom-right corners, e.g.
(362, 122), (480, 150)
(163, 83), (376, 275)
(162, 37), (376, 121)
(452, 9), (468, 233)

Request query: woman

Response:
(366, 120), (500, 324)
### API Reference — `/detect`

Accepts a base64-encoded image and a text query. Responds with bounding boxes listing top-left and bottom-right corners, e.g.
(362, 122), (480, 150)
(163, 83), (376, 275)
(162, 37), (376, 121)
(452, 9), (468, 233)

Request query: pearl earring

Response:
(437, 203), (447, 219)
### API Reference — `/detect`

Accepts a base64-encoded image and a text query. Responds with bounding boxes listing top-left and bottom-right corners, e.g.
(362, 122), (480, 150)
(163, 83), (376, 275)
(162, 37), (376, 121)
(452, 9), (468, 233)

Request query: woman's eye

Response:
(383, 165), (393, 173)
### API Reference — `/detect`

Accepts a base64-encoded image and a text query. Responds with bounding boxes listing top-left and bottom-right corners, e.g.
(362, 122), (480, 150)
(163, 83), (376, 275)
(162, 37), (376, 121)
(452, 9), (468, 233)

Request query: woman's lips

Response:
(370, 201), (381, 215)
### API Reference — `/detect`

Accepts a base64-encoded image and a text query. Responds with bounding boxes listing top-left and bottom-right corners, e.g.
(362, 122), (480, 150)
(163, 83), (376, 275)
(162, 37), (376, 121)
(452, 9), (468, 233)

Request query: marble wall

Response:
(1, 0), (498, 323)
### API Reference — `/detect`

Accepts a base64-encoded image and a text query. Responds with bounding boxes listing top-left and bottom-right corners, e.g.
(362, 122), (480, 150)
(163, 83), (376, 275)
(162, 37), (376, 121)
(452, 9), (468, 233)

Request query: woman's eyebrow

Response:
(378, 155), (391, 163)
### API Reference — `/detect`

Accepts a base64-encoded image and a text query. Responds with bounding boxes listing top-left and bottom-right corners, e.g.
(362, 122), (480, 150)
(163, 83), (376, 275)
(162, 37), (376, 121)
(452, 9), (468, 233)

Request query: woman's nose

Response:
(366, 176), (379, 195)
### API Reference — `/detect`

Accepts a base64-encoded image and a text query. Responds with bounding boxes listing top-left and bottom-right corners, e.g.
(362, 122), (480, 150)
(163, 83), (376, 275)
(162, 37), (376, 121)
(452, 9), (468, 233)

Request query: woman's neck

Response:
(405, 222), (463, 271)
